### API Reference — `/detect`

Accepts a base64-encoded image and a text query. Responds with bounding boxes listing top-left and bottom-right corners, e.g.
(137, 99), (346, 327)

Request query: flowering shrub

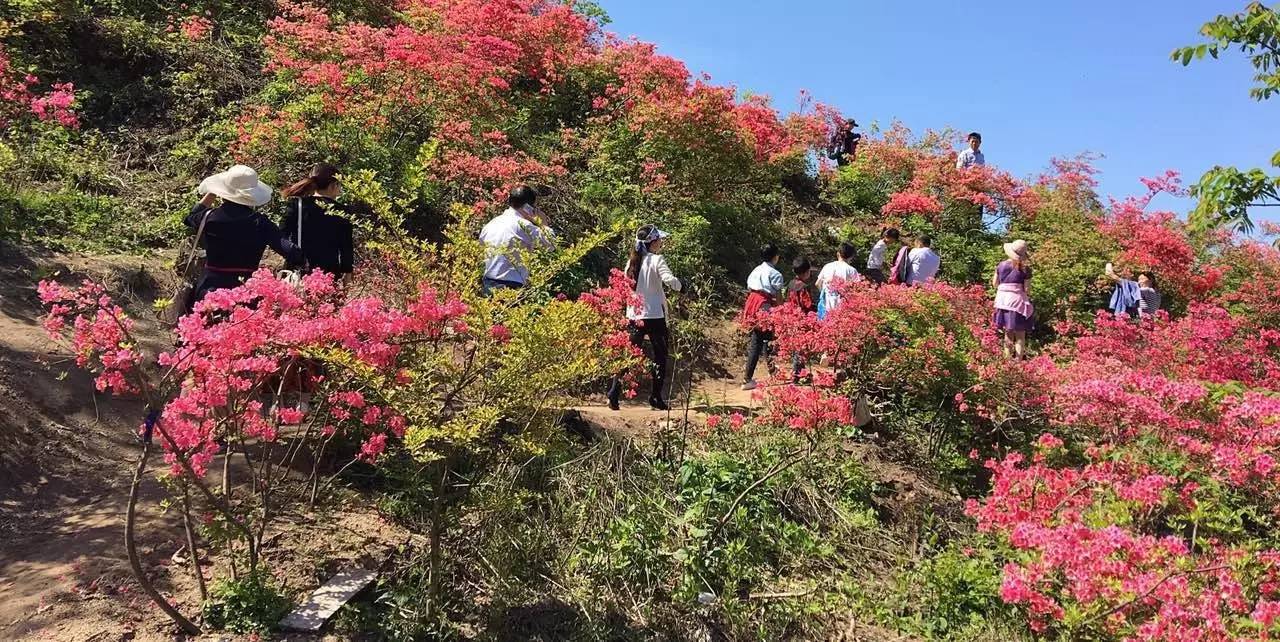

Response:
(966, 301), (1280, 639)
(0, 46), (77, 129)
(37, 199), (639, 632)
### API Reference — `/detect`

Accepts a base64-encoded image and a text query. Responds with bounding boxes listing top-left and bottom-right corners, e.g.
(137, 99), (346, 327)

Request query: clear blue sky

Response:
(600, 0), (1278, 218)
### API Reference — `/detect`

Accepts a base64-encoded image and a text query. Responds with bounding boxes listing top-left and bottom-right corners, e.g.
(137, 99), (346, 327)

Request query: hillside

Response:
(4, 2), (1280, 642)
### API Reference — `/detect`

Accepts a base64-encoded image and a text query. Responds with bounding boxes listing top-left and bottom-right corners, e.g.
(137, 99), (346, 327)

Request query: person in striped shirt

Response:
(1105, 263), (1162, 318)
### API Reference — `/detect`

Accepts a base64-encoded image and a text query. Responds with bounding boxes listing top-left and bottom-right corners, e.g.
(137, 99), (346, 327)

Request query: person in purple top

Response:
(992, 239), (1034, 359)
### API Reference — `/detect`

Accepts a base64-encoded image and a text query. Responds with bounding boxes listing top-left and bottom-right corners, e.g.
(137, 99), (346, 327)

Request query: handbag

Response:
(159, 208), (210, 325)
(277, 198), (305, 288)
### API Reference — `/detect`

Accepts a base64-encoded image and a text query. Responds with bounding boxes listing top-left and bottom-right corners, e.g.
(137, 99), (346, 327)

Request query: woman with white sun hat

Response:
(182, 165), (303, 310)
(992, 239), (1034, 359)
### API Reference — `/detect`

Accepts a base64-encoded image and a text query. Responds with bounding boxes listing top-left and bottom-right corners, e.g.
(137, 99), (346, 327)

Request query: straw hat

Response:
(1003, 239), (1030, 261)
(198, 165), (273, 207)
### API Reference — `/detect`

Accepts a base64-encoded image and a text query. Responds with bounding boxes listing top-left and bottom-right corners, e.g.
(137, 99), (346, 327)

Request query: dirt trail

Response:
(0, 248), (191, 640)
(0, 247), (942, 641)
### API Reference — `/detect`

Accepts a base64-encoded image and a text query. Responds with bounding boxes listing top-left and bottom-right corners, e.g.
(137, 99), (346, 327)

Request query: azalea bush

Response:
(36, 198), (639, 633)
(965, 303), (1280, 639)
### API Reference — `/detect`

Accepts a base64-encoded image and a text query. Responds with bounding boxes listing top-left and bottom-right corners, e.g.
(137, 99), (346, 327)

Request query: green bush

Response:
(203, 572), (293, 634)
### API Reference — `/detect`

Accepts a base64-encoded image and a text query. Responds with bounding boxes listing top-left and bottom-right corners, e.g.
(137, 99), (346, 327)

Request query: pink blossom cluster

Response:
(38, 279), (141, 394)
(967, 301), (1280, 638)
(0, 48), (78, 129)
(242, 1), (841, 202)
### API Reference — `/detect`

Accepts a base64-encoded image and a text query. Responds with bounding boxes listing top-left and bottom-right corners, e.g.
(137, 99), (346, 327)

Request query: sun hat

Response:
(198, 165), (273, 207)
(1003, 239), (1030, 261)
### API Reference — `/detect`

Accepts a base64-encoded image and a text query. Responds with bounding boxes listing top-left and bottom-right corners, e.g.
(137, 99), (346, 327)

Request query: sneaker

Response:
(649, 397), (670, 411)
(741, 380), (757, 391)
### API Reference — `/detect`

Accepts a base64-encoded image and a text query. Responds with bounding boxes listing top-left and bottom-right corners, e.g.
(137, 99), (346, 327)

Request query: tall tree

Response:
(1172, 1), (1280, 233)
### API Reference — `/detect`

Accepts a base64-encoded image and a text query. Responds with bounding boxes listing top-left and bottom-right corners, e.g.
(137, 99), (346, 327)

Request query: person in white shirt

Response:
(907, 235), (941, 284)
(741, 244), (784, 390)
(865, 228), (900, 284)
(955, 132), (985, 169)
(607, 224), (682, 411)
(479, 185), (555, 295)
(817, 242), (863, 319)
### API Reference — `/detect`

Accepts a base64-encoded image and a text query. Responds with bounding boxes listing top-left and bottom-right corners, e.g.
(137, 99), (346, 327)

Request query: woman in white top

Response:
(607, 224), (682, 411)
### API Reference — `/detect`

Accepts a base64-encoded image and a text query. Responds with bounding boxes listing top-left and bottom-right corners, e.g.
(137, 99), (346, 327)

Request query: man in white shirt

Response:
(479, 185), (555, 295)
(742, 244), (784, 389)
(817, 242), (862, 317)
(955, 132), (985, 169)
(864, 228), (900, 284)
(907, 235), (941, 284)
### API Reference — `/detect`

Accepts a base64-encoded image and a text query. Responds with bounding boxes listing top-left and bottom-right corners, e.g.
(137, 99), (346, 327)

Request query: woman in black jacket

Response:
(185, 165), (302, 310)
(279, 163), (355, 279)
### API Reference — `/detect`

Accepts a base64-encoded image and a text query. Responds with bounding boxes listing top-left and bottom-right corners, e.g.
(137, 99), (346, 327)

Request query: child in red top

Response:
(788, 257), (815, 379)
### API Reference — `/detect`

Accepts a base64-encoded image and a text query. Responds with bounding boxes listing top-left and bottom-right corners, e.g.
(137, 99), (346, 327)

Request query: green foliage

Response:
(202, 572), (292, 634)
(1173, 2), (1280, 233)
(1005, 193), (1119, 324)
(860, 541), (1026, 641)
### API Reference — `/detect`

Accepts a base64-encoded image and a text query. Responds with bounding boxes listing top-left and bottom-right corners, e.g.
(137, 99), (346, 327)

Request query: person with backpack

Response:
(607, 225), (682, 411)
(279, 163), (355, 281)
(888, 236), (913, 285)
(829, 119), (862, 167)
(865, 228), (900, 284)
(184, 165), (302, 310)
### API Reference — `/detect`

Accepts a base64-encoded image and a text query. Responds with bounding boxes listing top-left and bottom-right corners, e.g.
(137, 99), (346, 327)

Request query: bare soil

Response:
(0, 245), (942, 641)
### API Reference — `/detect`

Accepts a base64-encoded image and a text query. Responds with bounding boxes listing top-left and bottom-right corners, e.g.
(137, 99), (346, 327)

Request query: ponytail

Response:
(281, 162), (340, 199)
(626, 241), (646, 282)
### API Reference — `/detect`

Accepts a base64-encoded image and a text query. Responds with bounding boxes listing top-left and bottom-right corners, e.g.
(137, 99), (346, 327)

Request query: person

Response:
(1105, 263), (1162, 318)
(956, 132), (985, 169)
(185, 165), (302, 309)
(888, 237), (913, 285)
(280, 163), (355, 280)
(865, 228), (900, 284)
(607, 225), (682, 411)
(816, 241), (862, 319)
(741, 244), (785, 390)
(993, 240), (1034, 359)
(787, 257), (816, 379)
(906, 235), (941, 284)
(479, 185), (554, 295)
(829, 118), (862, 167)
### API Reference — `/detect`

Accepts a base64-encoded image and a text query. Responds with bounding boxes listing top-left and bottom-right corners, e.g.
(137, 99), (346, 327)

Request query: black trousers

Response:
(743, 328), (774, 382)
(608, 318), (669, 403)
(188, 270), (249, 312)
(865, 268), (886, 285)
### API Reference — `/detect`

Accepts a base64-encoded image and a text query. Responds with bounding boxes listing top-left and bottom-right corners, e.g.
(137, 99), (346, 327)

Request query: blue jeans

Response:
(482, 277), (524, 297)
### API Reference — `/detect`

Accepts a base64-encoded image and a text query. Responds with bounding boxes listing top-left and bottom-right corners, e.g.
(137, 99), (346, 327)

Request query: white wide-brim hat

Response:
(199, 165), (273, 207)
(1003, 239), (1030, 261)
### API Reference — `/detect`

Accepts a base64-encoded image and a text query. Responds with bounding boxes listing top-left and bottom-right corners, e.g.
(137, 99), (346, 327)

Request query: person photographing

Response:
(479, 185), (555, 295)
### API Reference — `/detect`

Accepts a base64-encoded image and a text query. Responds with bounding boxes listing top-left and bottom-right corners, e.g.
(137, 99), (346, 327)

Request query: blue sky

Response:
(600, 0), (1278, 218)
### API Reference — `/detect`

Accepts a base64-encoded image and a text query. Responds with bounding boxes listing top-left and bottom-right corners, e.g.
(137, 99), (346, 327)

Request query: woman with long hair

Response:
(606, 224), (682, 411)
(280, 163), (355, 280)
(992, 239), (1034, 359)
